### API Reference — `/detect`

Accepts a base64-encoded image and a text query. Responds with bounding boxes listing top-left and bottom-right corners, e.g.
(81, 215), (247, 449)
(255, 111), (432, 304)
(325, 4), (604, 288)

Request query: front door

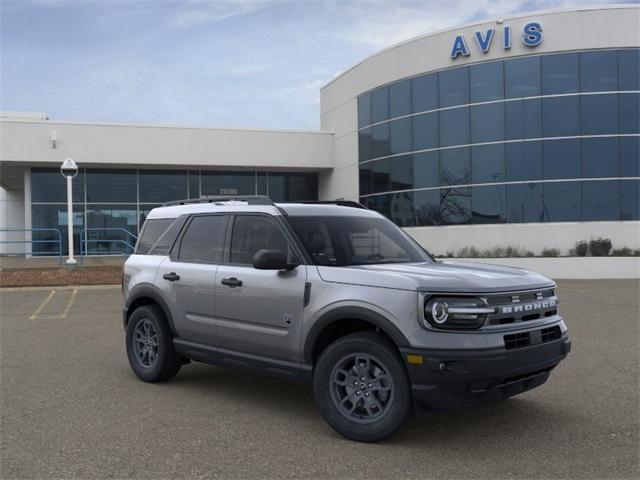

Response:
(214, 214), (307, 363)
(157, 214), (228, 345)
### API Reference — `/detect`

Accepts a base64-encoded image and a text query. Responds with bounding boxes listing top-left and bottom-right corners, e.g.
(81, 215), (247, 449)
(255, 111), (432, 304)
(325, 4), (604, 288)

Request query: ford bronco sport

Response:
(122, 196), (570, 442)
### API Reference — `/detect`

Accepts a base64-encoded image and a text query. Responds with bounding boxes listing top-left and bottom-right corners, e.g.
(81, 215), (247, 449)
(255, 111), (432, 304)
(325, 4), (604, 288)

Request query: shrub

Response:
(575, 241), (589, 257)
(611, 247), (640, 257)
(589, 237), (612, 257)
(540, 248), (561, 257)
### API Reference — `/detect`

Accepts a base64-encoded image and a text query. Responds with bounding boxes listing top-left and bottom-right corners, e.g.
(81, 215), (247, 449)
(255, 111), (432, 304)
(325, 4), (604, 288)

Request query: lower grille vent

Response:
(504, 326), (562, 350)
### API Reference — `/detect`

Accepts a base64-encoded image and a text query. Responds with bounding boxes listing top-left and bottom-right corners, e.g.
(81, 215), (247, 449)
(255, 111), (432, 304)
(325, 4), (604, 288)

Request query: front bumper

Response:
(400, 333), (571, 411)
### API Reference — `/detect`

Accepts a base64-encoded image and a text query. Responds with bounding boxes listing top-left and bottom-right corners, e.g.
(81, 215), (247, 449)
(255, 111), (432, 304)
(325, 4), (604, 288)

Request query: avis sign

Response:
(450, 22), (543, 59)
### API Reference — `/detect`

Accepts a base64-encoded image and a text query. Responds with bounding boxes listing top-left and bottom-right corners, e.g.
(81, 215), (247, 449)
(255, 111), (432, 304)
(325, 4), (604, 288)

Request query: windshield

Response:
(289, 215), (431, 266)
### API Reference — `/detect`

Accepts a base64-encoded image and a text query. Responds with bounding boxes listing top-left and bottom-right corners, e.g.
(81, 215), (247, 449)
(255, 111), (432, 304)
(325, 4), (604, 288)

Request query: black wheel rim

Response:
(132, 319), (159, 368)
(329, 353), (394, 424)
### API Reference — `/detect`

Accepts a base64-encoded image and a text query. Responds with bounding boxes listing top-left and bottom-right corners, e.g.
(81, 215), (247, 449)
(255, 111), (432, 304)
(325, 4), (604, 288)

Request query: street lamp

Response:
(60, 158), (78, 265)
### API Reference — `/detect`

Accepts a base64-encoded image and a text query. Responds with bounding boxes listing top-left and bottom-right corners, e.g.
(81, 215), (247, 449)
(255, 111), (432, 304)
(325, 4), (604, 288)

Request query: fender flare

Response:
(124, 283), (178, 337)
(302, 305), (411, 365)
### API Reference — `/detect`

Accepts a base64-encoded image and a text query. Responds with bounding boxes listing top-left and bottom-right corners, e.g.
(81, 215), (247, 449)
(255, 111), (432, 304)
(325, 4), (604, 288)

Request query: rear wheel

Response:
(313, 332), (412, 442)
(126, 305), (180, 382)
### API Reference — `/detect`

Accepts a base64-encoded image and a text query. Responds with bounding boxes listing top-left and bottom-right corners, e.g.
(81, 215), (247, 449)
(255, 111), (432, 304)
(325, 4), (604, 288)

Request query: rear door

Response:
(214, 214), (307, 364)
(157, 214), (228, 345)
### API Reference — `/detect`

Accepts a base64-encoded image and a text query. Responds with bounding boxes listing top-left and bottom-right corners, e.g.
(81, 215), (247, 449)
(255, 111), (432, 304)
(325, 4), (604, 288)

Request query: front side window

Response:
(290, 215), (429, 266)
(229, 216), (290, 265)
(178, 215), (226, 263)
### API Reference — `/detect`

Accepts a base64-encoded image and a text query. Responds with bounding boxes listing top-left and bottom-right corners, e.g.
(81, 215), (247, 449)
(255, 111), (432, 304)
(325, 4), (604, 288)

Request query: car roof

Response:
(145, 201), (380, 220)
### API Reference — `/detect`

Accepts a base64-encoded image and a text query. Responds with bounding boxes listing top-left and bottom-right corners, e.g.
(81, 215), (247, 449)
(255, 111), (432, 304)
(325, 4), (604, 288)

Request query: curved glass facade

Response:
(357, 49), (640, 226)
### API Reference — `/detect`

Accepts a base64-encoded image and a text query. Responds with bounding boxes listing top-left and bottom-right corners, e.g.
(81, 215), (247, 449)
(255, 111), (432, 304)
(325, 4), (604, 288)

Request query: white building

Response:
(1, 5), (638, 257)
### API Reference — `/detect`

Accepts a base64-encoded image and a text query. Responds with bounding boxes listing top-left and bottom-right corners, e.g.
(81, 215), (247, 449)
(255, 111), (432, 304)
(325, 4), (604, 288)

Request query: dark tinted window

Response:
(470, 61), (504, 102)
(390, 155), (413, 191)
(137, 218), (174, 254)
(581, 51), (618, 92)
(86, 169), (136, 203)
(32, 168), (85, 203)
(541, 53), (579, 94)
(506, 183), (543, 223)
(440, 148), (470, 186)
(389, 117), (412, 154)
(359, 162), (372, 196)
(581, 94), (619, 135)
(188, 171), (200, 199)
(371, 87), (389, 123)
(470, 102), (504, 143)
(139, 170), (187, 203)
(582, 137), (619, 178)
(620, 93), (639, 134)
(372, 159), (391, 193)
(472, 144), (505, 184)
(618, 49), (640, 90)
(178, 215), (226, 263)
(389, 79), (411, 118)
(267, 173), (317, 202)
(506, 142), (543, 181)
(621, 180), (640, 220)
(412, 112), (439, 151)
(440, 187), (471, 225)
(358, 94), (371, 128)
(543, 182), (581, 222)
(412, 74), (438, 112)
(505, 99), (542, 140)
(621, 137), (640, 177)
(505, 56), (541, 98)
(439, 67), (469, 108)
(472, 185), (505, 224)
(230, 216), (288, 265)
(439, 107), (469, 147)
(359, 129), (373, 162)
(583, 180), (620, 221)
(390, 192), (416, 227)
(543, 139), (581, 180)
(414, 189), (441, 226)
(542, 96), (580, 137)
(371, 123), (390, 159)
(414, 151), (439, 189)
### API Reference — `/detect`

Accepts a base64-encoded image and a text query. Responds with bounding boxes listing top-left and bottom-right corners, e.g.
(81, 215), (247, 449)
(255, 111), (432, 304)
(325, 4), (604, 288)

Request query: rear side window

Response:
(136, 219), (174, 254)
(177, 215), (226, 263)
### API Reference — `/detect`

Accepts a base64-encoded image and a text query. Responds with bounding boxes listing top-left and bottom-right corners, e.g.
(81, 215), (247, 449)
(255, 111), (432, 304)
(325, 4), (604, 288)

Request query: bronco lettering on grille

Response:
(500, 299), (556, 314)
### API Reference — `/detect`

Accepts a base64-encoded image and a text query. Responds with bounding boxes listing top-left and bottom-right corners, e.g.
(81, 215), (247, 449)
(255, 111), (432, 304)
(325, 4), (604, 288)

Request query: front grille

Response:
(485, 288), (558, 326)
(504, 326), (562, 350)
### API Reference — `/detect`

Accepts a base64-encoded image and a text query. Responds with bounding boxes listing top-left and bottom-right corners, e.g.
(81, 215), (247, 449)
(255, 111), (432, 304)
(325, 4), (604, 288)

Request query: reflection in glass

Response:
(86, 205), (138, 254)
(414, 151), (439, 189)
(412, 74), (438, 113)
(389, 117), (412, 155)
(506, 183), (543, 223)
(505, 99), (542, 140)
(470, 61), (504, 102)
(359, 128), (373, 162)
(414, 189), (441, 226)
(505, 56), (541, 98)
(372, 159), (391, 194)
(471, 144), (505, 184)
(472, 185), (505, 224)
(506, 142), (543, 182)
(470, 103), (504, 143)
(439, 67), (469, 108)
(371, 123), (390, 159)
(358, 94), (371, 128)
(439, 107), (469, 147)
(371, 87), (389, 123)
(543, 182), (581, 222)
(32, 168), (85, 203)
(359, 163), (372, 196)
(390, 192), (415, 227)
(389, 79), (411, 118)
(412, 112), (439, 151)
(390, 155), (413, 191)
(440, 148), (470, 186)
(440, 187), (471, 225)
(31, 204), (84, 255)
(583, 180), (620, 221)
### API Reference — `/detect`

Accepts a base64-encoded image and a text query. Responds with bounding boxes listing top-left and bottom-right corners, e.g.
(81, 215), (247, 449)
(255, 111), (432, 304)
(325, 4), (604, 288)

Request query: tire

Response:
(126, 305), (181, 382)
(313, 332), (412, 442)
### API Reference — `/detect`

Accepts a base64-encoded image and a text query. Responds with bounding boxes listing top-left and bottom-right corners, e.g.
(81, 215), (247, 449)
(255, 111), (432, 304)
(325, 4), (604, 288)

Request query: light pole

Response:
(60, 158), (78, 265)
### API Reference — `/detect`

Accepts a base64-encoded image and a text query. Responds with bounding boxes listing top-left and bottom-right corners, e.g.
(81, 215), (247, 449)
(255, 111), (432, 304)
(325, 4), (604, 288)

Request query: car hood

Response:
(316, 260), (554, 293)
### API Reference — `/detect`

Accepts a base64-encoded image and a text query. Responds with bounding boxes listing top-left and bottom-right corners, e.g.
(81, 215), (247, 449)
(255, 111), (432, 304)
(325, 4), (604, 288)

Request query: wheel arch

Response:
(303, 306), (410, 366)
(124, 283), (178, 337)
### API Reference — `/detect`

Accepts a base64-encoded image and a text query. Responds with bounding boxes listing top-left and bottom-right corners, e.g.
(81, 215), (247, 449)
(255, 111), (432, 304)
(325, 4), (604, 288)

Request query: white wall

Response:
(0, 186), (25, 254)
(405, 221), (640, 257)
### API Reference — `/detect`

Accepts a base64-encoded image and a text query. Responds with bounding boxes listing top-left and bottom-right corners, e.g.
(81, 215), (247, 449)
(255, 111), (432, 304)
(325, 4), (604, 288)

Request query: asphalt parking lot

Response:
(1, 280), (638, 479)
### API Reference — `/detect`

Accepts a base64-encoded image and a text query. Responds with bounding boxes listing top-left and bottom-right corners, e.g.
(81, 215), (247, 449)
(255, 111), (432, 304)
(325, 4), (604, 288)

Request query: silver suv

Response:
(122, 196), (570, 442)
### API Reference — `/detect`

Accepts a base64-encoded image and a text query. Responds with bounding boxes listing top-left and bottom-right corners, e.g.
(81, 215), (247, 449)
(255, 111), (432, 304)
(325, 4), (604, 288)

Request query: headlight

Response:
(423, 297), (494, 330)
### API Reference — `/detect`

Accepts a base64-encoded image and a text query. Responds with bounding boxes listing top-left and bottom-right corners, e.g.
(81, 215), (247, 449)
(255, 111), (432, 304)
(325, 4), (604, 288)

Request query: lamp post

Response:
(60, 158), (78, 265)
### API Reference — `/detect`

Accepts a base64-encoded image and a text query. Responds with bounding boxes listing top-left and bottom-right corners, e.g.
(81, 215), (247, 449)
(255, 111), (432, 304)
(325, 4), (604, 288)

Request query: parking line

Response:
(29, 289), (56, 320)
(59, 288), (78, 319)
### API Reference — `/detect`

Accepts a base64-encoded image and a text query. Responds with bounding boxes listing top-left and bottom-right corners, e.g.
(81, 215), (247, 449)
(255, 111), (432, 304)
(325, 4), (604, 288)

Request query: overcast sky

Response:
(1, 0), (636, 130)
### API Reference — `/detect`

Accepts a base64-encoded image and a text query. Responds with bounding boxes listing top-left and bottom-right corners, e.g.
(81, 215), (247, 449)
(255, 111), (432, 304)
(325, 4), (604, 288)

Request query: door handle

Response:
(163, 272), (180, 282)
(221, 277), (243, 288)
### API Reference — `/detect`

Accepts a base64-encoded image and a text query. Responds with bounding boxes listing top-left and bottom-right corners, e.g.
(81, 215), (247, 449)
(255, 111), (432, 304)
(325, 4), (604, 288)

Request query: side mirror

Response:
(252, 249), (298, 270)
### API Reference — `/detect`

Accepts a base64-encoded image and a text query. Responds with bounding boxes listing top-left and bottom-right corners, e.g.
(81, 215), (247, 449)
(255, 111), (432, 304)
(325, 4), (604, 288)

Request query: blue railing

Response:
(80, 228), (138, 259)
(0, 228), (63, 264)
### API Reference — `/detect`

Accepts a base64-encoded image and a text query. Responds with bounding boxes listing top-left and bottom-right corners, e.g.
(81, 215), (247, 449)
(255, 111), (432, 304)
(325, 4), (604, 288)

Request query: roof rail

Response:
(162, 195), (275, 207)
(284, 200), (369, 210)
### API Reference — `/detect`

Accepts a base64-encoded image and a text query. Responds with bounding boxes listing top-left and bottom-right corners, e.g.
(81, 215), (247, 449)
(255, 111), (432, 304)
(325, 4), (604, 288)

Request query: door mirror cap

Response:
(252, 249), (298, 270)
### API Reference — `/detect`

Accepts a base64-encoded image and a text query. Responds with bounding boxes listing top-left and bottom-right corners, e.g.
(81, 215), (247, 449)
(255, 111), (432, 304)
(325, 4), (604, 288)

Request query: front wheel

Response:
(313, 332), (412, 442)
(126, 305), (180, 382)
